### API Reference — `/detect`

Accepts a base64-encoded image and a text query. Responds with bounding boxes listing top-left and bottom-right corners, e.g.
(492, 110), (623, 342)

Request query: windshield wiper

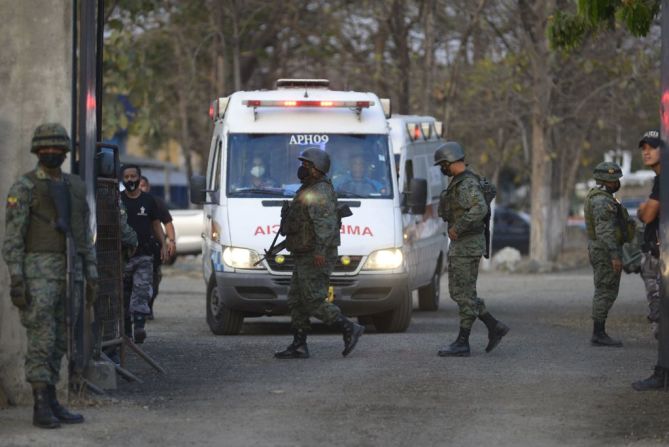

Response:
(336, 191), (367, 198)
(232, 188), (287, 196)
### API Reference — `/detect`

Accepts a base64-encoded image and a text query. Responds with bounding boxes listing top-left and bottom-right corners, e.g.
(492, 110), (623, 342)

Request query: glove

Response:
(9, 275), (29, 310)
(86, 279), (98, 307)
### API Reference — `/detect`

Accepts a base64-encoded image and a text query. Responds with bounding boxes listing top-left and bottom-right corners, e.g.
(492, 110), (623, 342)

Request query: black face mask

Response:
(440, 164), (452, 177)
(38, 153), (66, 169)
(606, 181), (621, 194)
(297, 166), (310, 181)
(123, 180), (139, 192)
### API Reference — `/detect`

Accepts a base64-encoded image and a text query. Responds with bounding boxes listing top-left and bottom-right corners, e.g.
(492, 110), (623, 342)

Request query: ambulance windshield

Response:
(227, 134), (393, 198)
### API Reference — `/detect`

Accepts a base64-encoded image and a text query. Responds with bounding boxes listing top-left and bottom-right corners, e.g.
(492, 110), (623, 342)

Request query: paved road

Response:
(1, 265), (668, 446)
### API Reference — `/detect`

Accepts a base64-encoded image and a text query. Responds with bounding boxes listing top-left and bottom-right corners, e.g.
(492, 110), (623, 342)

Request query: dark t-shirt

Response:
(122, 191), (159, 257)
(643, 175), (660, 255)
(154, 196), (173, 224)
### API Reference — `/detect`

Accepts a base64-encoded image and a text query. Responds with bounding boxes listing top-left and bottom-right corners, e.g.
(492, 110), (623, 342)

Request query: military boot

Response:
(133, 314), (147, 344)
(32, 384), (60, 429)
(479, 312), (510, 353)
(334, 315), (365, 357)
(591, 320), (623, 347)
(47, 385), (84, 424)
(632, 365), (668, 391)
(438, 327), (471, 357)
(275, 330), (310, 359)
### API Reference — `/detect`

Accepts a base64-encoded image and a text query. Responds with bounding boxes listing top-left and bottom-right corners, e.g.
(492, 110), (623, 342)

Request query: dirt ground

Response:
(1, 260), (668, 447)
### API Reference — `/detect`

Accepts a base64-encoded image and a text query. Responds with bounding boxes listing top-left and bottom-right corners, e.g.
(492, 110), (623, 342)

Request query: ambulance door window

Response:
(208, 139), (222, 203)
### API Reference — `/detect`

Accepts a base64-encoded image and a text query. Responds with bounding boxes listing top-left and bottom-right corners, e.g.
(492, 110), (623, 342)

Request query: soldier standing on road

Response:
(584, 161), (635, 347)
(2, 123), (97, 428)
(139, 175), (176, 319)
(275, 148), (364, 359)
(120, 165), (165, 343)
(434, 142), (509, 357)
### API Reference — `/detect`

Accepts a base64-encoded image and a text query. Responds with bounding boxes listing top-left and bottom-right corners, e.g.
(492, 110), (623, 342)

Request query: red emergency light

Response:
(242, 99), (374, 108)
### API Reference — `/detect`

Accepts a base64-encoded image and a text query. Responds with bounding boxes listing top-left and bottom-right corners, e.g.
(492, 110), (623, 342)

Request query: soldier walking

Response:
(275, 148), (364, 359)
(584, 161), (634, 347)
(2, 123), (97, 428)
(433, 142), (509, 357)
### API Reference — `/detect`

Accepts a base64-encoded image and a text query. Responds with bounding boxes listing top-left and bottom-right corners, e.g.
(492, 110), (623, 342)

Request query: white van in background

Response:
(191, 79), (432, 335)
(388, 115), (449, 311)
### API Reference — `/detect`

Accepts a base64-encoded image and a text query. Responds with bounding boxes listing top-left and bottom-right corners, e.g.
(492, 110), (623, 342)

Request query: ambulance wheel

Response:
(206, 277), (243, 335)
(418, 263), (441, 311)
(372, 287), (412, 333)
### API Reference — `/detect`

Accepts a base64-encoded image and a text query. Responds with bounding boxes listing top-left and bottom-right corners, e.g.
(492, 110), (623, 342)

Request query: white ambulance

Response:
(191, 79), (439, 335)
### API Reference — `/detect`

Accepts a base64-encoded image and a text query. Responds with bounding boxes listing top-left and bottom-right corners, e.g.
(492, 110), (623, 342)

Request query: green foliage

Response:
(551, 0), (660, 49)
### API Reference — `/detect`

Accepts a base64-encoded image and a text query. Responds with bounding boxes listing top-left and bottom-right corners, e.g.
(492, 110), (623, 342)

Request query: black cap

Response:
(638, 129), (661, 149)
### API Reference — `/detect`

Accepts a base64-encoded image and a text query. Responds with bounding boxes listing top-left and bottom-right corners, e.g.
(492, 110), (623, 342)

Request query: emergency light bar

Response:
(242, 99), (375, 108)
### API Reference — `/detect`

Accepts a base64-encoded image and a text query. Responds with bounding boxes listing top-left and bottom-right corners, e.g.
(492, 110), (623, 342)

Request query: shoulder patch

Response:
(6, 196), (19, 208)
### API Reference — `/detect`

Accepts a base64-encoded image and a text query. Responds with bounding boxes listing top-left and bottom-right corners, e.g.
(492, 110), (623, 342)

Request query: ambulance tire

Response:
(417, 262), (441, 311)
(206, 277), (243, 335)
(371, 286), (412, 333)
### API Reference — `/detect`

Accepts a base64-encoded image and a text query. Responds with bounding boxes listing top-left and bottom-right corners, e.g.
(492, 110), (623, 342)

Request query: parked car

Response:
(491, 206), (530, 254)
(167, 208), (204, 263)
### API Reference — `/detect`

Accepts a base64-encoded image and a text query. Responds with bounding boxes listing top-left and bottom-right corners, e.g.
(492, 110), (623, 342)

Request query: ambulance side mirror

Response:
(406, 178), (427, 215)
(190, 175), (207, 205)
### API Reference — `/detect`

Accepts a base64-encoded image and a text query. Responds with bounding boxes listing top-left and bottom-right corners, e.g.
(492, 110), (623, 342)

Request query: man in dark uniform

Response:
(139, 175), (175, 318)
(2, 123), (97, 428)
(120, 165), (165, 343)
(633, 129), (665, 391)
(275, 148), (364, 359)
(434, 141), (509, 357)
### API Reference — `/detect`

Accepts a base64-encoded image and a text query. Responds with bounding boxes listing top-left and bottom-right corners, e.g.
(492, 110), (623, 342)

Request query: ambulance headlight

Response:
(362, 249), (403, 270)
(222, 247), (263, 269)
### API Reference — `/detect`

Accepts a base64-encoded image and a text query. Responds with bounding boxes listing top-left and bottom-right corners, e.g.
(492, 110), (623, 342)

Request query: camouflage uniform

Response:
(440, 169), (488, 329)
(584, 161), (632, 346)
(640, 254), (660, 325)
(275, 148), (364, 358)
(3, 165), (97, 385)
(585, 187), (624, 321)
(434, 141), (508, 357)
(285, 178), (342, 331)
(119, 198), (138, 256)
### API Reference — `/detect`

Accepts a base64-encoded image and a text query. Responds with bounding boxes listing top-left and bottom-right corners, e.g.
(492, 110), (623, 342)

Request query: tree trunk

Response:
(421, 0), (436, 113)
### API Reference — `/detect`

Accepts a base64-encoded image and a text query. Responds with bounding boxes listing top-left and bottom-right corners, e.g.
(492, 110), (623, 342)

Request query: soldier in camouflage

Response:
(2, 123), (97, 428)
(584, 161), (634, 347)
(433, 142), (509, 357)
(275, 148), (364, 359)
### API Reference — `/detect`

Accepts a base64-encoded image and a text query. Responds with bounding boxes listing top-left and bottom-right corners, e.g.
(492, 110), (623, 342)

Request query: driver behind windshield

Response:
(242, 155), (277, 189)
(335, 153), (383, 196)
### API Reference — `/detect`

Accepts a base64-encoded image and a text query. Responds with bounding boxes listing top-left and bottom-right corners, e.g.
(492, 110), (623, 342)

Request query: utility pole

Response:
(658, 0), (669, 383)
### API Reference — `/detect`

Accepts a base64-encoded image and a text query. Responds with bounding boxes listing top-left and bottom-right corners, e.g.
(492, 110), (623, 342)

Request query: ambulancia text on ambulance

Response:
(191, 79), (432, 335)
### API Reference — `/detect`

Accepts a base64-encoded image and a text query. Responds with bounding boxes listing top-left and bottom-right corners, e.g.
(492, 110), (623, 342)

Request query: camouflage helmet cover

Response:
(433, 141), (465, 165)
(298, 147), (331, 174)
(31, 122), (71, 153)
(593, 161), (623, 182)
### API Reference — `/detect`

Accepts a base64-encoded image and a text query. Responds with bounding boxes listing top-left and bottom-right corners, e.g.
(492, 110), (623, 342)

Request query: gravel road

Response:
(1, 261), (668, 447)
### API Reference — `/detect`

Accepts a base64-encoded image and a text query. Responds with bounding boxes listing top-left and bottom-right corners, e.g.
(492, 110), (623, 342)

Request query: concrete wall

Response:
(0, 1), (72, 405)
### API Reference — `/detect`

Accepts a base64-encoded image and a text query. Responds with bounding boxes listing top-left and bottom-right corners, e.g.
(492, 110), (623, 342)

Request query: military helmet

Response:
(298, 147), (331, 174)
(593, 161), (623, 182)
(433, 141), (465, 165)
(31, 123), (71, 153)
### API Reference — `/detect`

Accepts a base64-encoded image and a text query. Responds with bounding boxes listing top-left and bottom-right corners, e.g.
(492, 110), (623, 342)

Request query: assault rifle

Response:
(48, 179), (78, 378)
(253, 201), (353, 266)
(254, 201), (290, 266)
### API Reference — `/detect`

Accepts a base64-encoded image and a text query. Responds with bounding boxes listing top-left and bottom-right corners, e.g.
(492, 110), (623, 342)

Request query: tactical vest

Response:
(284, 179), (338, 253)
(584, 188), (635, 245)
(23, 170), (89, 254)
(438, 171), (486, 236)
